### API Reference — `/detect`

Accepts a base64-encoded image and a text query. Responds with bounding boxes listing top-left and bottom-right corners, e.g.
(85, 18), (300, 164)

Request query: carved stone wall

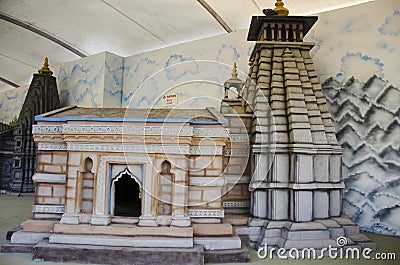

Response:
(11, 72), (60, 193)
(0, 123), (14, 189)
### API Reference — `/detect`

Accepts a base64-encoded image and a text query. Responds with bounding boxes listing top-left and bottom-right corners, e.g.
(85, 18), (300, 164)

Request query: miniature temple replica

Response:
(7, 106), (248, 264)
(0, 58), (60, 193)
(2, 2), (375, 264)
(227, 7), (375, 250)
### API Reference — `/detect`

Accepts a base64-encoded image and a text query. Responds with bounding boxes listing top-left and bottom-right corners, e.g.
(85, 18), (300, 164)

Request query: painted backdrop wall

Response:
(309, 0), (400, 236)
(0, 0), (398, 236)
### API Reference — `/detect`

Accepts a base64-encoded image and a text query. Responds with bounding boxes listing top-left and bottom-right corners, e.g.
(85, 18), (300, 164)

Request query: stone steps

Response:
(224, 214), (249, 226)
(11, 231), (52, 245)
(23, 219), (59, 233)
(33, 240), (204, 265)
(49, 234), (194, 248)
(192, 223), (233, 236)
(32, 239), (251, 265)
(244, 216), (376, 251)
(283, 239), (337, 249)
(54, 223), (193, 238)
(204, 243), (250, 263)
(194, 236), (241, 250)
(1, 243), (33, 253)
(234, 225), (249, 236)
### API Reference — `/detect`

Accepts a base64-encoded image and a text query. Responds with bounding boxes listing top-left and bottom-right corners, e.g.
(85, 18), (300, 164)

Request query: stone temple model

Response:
(2, 1), (375, 264)
(0, 58), (60, 194)
(223, 0), (375, 251)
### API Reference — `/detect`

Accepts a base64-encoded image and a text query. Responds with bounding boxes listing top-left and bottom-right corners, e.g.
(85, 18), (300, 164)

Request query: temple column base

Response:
(60, 213), (79, 225)
(171, 215), (191, 227)
(138, 215), (158, 227)
(90, 215), (111, 226)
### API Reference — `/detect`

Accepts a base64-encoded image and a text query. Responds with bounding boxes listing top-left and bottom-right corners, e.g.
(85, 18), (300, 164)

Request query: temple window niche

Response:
(111, 168), (142, 217)
(158, 160), (173, 216)
(77, 157), (94, 215)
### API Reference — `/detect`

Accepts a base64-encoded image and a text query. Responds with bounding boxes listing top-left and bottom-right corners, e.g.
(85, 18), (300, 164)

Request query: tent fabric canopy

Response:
(0, 0), (374, 91)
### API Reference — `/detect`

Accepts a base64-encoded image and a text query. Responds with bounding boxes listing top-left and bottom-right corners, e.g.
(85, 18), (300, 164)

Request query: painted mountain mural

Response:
(322, 75), (400, 236)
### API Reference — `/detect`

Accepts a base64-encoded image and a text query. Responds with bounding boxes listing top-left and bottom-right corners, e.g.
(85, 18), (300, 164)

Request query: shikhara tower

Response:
(229, 4), (375, 250)
(11, 58), (60, 193)
(246, 14), (344, 222)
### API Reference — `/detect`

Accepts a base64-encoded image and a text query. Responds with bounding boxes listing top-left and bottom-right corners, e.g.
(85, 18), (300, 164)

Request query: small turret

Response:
(223, 62), (244, 99)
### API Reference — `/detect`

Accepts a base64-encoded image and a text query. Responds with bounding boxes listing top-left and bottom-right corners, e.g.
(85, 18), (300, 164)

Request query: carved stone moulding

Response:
(37, 142), (67, 151)
(33, 124), (231, 138)
(223, 201), (250, 208)
(62, 124), (194, 136)
(66, 143), (190, 154)
(33, 205), (64, 214)
(187, 209), (224, 218)
(37, 142), (225, 156)
(32, 125), (63, 134)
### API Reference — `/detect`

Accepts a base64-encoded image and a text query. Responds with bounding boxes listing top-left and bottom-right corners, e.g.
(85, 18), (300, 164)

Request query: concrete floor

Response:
(0, 194), (399, 265)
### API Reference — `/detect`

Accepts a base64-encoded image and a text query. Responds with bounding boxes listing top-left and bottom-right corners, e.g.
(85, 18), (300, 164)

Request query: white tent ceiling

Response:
(0, 0), (375, 92)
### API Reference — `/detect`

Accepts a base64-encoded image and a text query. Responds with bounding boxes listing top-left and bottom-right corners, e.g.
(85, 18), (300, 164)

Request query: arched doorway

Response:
(112, 171), (141, 217)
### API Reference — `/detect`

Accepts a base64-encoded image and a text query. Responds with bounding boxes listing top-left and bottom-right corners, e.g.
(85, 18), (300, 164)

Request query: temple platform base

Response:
(242, 215), (376, 252)
(33, 241), (204, 265)
(2, 222), (250, 264)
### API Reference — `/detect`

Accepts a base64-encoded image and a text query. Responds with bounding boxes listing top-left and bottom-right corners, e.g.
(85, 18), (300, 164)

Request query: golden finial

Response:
(232, 62), (238, 78)
(274, 0), (289, 16)
(38, 57), (53, 75)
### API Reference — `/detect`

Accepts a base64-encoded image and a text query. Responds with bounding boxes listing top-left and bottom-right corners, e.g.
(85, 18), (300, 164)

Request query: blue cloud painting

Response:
(378, 10), (400, 36)
(164, 54), (199, 81)
(342, 14), (372, 33)
(216, 44), (240, 63)
(57, 53), (106, 107)
(336, 52), (384, 81)
(0, 86), (29, 123)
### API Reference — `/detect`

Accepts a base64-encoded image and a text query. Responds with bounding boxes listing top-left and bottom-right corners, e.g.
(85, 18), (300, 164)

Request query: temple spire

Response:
(274, 0), (289, 16)
(38, 57), (53, 75)
(231, 62), (238, 78)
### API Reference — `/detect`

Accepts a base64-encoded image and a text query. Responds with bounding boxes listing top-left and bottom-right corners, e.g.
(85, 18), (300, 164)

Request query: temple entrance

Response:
(113, 173), (141, 217)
